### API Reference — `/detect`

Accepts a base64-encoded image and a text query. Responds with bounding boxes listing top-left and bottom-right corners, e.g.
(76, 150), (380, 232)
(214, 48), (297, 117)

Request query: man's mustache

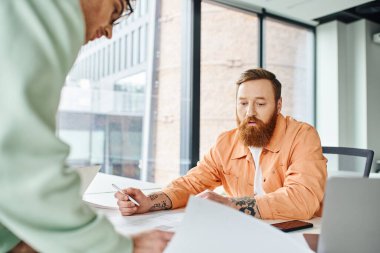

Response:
(241, 116), (264, 126)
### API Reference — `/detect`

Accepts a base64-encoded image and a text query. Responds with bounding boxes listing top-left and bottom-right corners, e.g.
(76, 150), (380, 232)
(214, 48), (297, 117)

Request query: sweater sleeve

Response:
(0, 1), (133, 252)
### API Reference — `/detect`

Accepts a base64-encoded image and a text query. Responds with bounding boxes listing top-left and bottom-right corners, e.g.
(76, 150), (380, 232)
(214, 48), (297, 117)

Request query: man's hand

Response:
(197, 191), (261, 218)
(9, 241), (37, 253)
(114, 188), (152, 216)
(115, 189), (172, 216)
(197, 191), (236, 208)
(132, 229), (173, 253)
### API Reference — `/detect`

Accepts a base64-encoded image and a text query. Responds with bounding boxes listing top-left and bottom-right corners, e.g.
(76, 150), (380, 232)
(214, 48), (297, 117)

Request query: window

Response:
(124, 34), (128, 69)
(58, 0), (315, 184)
(112, 41), (116, 74)
(264, 18), (315, 124)
(58, 0), (152, 180)
(200, 2), (315, 157)
(146, 0), (184, 184)
(200, 2), (259, 156)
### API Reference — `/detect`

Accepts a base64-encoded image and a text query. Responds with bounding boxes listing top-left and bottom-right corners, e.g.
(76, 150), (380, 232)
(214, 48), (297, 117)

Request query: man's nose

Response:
(246, 104), (256, 117)
(105, 26), (113, 39)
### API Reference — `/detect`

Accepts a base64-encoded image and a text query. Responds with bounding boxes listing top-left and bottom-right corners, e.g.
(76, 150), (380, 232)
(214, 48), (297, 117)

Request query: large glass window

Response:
(264, 18), (315, 124)
(58, 0), (315, 184)
(200, 2), (259, 156)
(58, 1), (151, 180)
(200, 3), (315, 157)
(58, 0), (185, 185)
(147, 0), (183, 184)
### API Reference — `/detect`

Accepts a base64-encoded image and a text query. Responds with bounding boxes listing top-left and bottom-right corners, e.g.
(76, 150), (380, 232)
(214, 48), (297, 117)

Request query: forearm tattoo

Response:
(149, 194), (158, 201)
(231, 197), (261, 218)
(148, 192), (172, 211)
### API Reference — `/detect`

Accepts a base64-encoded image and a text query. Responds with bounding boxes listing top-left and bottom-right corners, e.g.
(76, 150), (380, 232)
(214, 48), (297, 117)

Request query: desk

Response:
(327, 170), (380, 178)
(84, 173), (321, 251)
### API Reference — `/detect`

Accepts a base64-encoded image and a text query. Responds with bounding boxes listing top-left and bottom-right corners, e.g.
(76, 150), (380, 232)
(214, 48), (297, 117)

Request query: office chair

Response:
(322, 146), (374, 178)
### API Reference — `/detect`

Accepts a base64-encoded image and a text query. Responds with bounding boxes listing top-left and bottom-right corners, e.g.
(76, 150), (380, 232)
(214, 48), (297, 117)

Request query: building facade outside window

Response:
(58, 0), (152, 179)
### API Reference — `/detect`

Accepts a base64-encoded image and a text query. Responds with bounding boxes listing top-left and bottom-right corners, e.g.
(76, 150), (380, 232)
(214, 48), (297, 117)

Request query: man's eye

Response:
(257, 103), (265, 106)
(240, 102), (248, 106)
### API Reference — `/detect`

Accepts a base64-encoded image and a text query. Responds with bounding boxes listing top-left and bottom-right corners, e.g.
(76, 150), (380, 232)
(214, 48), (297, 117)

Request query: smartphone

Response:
(271, 220), (313, 232)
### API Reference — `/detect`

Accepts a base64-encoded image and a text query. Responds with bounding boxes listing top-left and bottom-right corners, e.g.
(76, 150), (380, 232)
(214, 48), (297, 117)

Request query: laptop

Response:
(317, 177), (380, 253)
(74, 165), (102, 195)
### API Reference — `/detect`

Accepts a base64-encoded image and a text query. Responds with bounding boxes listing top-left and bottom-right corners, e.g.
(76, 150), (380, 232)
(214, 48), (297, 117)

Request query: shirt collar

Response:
(231, 113), (286, 160)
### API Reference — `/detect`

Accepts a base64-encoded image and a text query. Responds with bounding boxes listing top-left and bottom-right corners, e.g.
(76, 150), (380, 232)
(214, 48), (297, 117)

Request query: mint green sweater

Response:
(0, 1), (133, 252)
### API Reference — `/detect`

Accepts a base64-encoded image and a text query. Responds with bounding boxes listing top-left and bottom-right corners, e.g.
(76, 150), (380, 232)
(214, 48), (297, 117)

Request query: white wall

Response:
(365, 21), (380, 172)
(345, 20), (368, 149)
(317, 19), (380, 173)
(316, 21), (346, 171)
(316, 21), (340, 148)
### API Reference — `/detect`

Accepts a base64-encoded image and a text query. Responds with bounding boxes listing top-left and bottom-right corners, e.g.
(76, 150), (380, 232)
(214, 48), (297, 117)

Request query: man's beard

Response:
(237, 111), (278, 147)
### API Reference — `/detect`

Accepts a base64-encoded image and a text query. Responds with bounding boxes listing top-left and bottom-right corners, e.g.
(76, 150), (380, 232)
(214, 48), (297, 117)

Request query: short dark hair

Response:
(236, 68), (282, 101)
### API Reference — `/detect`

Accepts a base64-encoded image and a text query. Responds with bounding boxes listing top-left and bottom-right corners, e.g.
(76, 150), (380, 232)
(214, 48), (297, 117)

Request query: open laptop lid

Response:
(318, 177), (380, 253)
(74, 165), (101, 195)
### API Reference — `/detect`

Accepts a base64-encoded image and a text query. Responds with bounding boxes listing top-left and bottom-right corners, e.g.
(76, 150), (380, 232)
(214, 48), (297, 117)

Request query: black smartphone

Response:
(271, 220), (313, 232)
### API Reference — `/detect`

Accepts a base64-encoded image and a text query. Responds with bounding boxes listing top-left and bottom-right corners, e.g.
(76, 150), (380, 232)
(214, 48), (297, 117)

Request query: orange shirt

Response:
(162, 114), (327, 220)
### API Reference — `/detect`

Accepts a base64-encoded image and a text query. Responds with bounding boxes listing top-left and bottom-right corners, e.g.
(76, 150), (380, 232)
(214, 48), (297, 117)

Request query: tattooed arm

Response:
(197, 191), (261, 219)
(115, 188), (173, 216)
(231, 197), (261, 218)
(148, 192), (173, 211)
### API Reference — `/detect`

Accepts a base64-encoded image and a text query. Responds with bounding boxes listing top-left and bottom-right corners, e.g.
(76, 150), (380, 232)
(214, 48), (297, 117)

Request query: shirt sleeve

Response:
(0, 1), (132, 252)
(162, 144), (224, 209)
(255, 125), (327, 220)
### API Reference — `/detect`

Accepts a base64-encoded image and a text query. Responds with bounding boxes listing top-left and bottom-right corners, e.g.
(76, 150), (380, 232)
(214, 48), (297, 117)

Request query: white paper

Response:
(81, 172), (162, 209)
(164, 196), (313, 253)
(83, 192), (119, 209)
(84, 172), (161, 194)
(106, 209), (185, 236)
(288, 233), (311, 249)
(82, 189), (162, 210)
(73, 165), (101, 195)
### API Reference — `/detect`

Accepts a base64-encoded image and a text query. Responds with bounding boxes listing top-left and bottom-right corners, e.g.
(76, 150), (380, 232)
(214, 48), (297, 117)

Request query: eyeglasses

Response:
(113, 0), (135, 26)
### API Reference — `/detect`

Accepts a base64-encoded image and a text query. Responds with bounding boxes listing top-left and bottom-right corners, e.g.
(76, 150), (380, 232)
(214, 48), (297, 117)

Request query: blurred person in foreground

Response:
(0, 1), (172, 252)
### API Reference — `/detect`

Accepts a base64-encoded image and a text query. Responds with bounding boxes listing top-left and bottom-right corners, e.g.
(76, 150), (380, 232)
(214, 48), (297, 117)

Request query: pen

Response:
(112, 184), (140, 206)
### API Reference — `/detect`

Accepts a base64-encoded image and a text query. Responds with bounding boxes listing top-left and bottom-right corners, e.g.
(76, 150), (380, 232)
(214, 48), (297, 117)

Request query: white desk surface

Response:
(328, 170), (380, 178)
(84, 172), (162, 194)
(83, 173), (321, 237)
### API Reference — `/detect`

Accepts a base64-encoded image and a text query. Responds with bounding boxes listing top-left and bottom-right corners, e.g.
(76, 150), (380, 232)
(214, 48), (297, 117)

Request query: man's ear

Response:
(277, 97), (282, 114)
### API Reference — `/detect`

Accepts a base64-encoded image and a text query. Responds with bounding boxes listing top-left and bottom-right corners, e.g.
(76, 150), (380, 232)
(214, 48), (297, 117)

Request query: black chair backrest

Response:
(322, 146), (374, 178)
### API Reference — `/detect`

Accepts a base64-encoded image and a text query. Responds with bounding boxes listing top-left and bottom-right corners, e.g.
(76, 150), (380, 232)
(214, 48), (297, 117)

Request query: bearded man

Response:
(115, 68), (327, 220)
